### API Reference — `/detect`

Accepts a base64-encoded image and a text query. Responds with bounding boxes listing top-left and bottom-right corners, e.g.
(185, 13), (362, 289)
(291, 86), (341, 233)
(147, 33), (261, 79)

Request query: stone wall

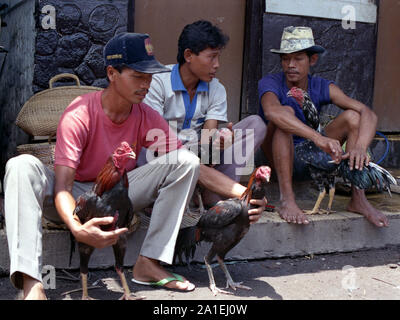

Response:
(0, 0), (36, 185)
(0, 0), (131, 184)
(34, 0), (130, 92)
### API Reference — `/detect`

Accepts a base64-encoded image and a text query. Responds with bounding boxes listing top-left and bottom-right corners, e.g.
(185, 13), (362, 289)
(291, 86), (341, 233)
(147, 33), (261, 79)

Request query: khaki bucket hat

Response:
(270, 26), (325, 54)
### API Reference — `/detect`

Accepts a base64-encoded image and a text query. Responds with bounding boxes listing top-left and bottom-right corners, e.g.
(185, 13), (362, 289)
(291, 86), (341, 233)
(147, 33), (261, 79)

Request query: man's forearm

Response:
(356, 108), (378, 150)
(198, 164), (245, 198)
(266, 104), (322, 143)
(54, 190), (81, 234)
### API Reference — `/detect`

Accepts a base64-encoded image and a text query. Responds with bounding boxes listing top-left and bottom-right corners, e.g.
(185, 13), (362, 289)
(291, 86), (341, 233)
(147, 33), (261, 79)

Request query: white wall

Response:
(265, 0), (377, 23)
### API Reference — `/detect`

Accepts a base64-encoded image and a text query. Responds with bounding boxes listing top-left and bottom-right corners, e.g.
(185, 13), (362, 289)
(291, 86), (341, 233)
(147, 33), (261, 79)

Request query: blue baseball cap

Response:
(104, 33), (170, 74)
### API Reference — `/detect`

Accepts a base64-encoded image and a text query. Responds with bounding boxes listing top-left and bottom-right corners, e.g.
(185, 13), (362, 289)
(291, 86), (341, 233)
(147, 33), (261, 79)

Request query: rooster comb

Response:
(255, 166), (271, 180)
(112, 141), (136, 169)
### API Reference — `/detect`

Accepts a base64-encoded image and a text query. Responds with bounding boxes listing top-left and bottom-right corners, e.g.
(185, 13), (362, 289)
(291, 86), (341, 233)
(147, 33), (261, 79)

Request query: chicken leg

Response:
(79, 244), (96, 300)
(304, 189), (326, 215)
(204, 254), (251, 296)
(113, 236), (145, 300)
(80, 273), (95, 300)
(217, 256), (251, 291)
(326, 187), (336, 213)
(204, 256), (232, 296)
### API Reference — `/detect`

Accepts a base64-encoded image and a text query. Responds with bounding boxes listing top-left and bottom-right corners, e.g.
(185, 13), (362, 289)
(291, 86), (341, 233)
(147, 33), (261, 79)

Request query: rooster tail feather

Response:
(338, 160), (396, 193)
(173, 226), (199, 267)
(368, 162), (397, 186)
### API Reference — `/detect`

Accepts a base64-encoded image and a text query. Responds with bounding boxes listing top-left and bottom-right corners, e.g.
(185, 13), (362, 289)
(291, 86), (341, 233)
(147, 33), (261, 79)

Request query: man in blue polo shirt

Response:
(144, 20), (267, 216)
(258, 26), (387, 227)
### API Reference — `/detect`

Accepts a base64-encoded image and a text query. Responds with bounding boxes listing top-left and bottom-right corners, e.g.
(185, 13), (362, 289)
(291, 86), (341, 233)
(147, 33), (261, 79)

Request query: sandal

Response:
(131, 273), (195, 292)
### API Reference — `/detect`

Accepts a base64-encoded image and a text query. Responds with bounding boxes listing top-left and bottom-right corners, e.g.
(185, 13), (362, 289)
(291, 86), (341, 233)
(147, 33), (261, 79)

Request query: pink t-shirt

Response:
(55, 90), (182, 182)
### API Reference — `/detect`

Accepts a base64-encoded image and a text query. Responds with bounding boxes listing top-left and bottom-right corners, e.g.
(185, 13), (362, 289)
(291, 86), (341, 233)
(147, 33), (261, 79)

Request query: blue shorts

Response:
(293, 148), (311, 181)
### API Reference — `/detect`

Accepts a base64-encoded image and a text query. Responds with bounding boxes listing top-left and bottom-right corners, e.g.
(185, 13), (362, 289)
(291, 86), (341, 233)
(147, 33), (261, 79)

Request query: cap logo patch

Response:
(144, 38), (154, 56)
(107, 54), (123, 60)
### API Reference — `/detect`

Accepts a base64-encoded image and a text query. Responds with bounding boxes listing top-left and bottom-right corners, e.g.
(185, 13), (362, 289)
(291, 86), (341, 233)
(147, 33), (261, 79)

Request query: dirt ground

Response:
(0, 245), (399, 301)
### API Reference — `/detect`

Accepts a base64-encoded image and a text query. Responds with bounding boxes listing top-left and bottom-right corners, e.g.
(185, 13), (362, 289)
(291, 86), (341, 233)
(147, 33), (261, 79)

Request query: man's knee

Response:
(240, 115), (267, 131)
(235, 115), (268, 148)
(250, 115), (268, 139)
(342, 109), (361, 130)
(270, 106), (295, 136)
(5, 154), (42, 177)
(175, 148), (200, 172)
(282, 105), (295, 115)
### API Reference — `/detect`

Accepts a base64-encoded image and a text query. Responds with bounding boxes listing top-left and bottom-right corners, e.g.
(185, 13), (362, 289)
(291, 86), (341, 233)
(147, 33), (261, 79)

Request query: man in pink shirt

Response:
(4, 33), (200, 299)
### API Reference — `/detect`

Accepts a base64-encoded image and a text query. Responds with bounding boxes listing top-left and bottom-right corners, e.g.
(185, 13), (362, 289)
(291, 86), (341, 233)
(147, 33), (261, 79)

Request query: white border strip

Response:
(265, 0), (377, 24)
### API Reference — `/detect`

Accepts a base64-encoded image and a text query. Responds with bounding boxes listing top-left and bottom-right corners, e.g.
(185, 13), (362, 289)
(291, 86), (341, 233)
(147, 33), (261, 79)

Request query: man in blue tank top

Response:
(258, 26), (387, 228)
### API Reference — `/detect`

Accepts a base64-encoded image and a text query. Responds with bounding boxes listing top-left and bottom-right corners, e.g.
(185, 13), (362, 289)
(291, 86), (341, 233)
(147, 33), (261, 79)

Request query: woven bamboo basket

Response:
(16, 73), (102, 137)
(16, 140), (56, 170)
(15, 74), (102, 169)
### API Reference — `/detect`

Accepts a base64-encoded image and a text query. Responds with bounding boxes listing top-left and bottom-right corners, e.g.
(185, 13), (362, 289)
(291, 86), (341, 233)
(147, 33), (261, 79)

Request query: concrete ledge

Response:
(0, 227), (147, 273)
(220, 210), (400, 261)
(2, 208), (400, 273)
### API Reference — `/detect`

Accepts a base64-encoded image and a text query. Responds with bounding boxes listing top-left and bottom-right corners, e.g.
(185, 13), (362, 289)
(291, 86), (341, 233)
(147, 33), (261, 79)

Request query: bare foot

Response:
(347, 190), (388, 227)
(133, 255), (195, 291)
(278, 199), (309, 224)
(23, 275), (47, 300)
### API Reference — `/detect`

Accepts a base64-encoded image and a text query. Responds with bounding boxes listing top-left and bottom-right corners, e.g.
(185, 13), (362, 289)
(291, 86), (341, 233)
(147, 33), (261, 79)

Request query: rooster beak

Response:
(129, 151), (136, 160)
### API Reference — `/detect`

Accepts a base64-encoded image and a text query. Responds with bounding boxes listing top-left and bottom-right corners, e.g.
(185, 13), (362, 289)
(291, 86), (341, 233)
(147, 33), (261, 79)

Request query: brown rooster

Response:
(72, 141), (143, 300)
(174, 166), (271, 295)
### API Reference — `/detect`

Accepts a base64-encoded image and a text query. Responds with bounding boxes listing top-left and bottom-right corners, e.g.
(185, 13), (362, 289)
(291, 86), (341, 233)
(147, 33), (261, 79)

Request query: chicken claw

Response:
(226, 280), (251, 291)
(119, 293), (146, 300)
(210, 284), (233, 296)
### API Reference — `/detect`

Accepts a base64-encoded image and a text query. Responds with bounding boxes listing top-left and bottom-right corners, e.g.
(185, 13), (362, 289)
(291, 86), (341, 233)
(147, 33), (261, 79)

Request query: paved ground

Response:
(1, 245), (399, 301)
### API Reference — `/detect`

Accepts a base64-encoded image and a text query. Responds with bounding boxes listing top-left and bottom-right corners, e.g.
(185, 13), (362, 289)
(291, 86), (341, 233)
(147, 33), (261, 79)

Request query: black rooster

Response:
(288, 87), (397, 214)
(174, 166), (271, 295)
(72, 141), (144, 300)
(287, 86), (321, 132)
(295, 139), (396, 214)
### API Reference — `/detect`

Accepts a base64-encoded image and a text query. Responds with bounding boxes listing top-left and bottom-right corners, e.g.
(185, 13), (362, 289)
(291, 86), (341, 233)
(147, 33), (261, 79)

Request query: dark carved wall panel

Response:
(34, 0), (130, 92)
(261, 14), (377, 120)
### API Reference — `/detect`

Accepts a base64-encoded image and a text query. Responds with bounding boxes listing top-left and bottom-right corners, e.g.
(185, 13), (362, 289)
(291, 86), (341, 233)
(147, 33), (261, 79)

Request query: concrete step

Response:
(1, 188), (400, 273)
(1, 157), (400, 274)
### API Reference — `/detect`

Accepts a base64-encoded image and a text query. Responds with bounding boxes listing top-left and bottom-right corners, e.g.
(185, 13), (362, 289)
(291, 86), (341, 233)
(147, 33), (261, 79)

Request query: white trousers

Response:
(4, 148), (199, 289)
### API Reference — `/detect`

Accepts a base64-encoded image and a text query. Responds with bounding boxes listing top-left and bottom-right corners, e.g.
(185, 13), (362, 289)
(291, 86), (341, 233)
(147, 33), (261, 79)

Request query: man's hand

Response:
(314, 135), (343, 163)
(248, 197), (268, 224)
(72, 216), (128, 248)
(213, 122), (234, 150)
(341, 145), (370, 170)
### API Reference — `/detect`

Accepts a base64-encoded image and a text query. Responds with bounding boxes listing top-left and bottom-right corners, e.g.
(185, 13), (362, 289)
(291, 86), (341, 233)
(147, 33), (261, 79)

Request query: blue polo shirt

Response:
(170, 64), (209, 129)
(143, 64), (228, 139)
(258, 72), (333, 144)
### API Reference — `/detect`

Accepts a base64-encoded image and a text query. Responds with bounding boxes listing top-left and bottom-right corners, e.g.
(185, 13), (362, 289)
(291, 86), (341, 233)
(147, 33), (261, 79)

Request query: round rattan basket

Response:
(15, 73), (102, 170)
(15, 73), (102, 137)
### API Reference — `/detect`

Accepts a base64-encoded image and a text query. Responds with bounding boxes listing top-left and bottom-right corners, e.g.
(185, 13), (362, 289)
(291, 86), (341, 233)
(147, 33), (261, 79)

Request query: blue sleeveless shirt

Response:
(258, 72), (334, 144)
